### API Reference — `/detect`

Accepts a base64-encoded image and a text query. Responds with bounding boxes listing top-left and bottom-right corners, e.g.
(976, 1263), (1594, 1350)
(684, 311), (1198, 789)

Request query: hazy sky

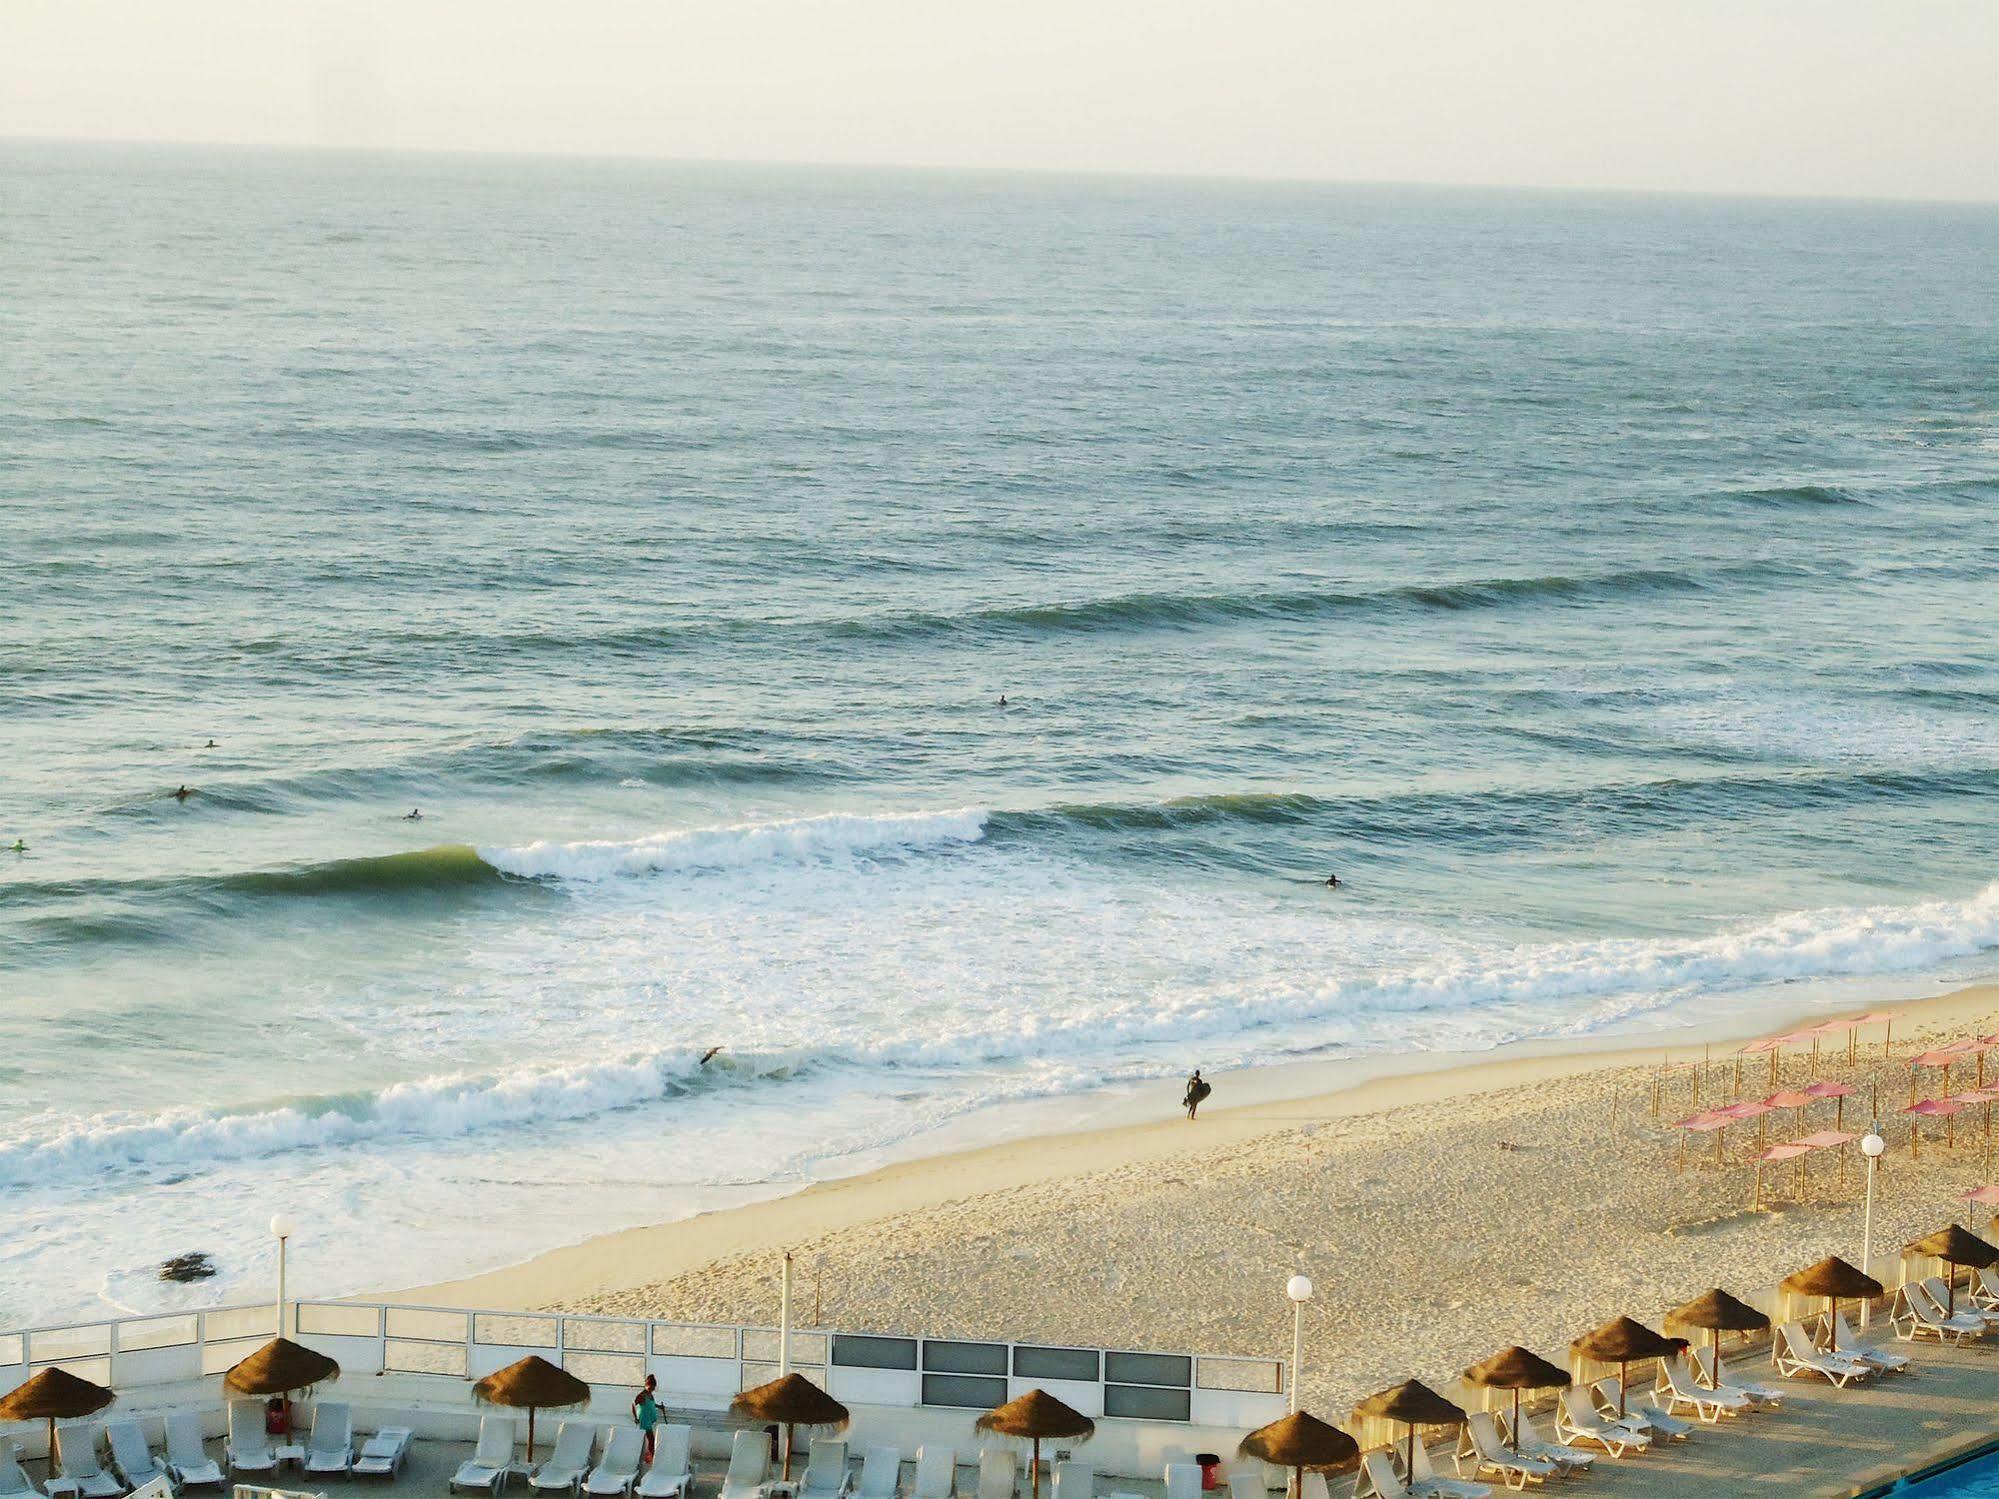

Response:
(5, 0), (1996, 201)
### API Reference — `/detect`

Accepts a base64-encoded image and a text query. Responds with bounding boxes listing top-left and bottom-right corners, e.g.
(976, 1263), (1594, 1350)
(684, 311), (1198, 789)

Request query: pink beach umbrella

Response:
(1795, 1130), (1857, 1192)
(1753, 1142), (1810, 1209)
(1904, 1097), (1963, 1157)
(1803, 1079), (1857, 1131)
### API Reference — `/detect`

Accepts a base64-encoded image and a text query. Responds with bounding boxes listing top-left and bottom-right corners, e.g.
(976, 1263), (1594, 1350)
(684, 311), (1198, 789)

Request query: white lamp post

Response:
(1285, 1275), (1314, 1413)
(270, 1213), (297, 1339)
(1859, 1129), (1886, 1326)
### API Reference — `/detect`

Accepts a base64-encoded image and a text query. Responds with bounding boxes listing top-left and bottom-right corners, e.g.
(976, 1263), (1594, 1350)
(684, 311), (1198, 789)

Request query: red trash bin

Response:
(1196, 1455), (1222, 1490)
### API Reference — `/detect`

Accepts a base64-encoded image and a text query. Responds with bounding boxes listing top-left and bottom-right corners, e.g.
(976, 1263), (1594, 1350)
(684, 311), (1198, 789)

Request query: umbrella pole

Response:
(1617, 1361), (1628, 1419)
(48, 1416), (56, 1485)
(1511, 1390), (1521, 1453)
(1753, 1159), (1763, 1210)
(528, 1409), (537, 1466)
(1715, 1127), (1724, 1167)
(1034, 1440), (1043, 1499)
(1405, 1427), (1414, 1482)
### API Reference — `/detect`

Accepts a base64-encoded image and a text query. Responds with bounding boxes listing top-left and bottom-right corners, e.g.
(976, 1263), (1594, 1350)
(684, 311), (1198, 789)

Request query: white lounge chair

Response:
(797, 1440), (852, 1499)
(1554, 1389), (1648, 1458)
(1050, 1462), (1091, 1499)
(531, 1423), (598, 1496)
(354, 1427), (412, 1481)
(0, 1443), (41, 1499)
(1355, 1451), (1412, 1499)
(1227, 1472), (1263, 1499)
(1459, 1414), (1554, 1491)
(53, 1428), (121, 1499)
(1502, 1411), (1590, 1476)
(104, 1421), (163, 1490)
(1775, 1322), (1872, 1384)
(226, 1401), (277, 1478)
(1656, 1360), (1749, 1421)
(910, 1448), (955, 1499)
(1827, 1315), (1910, 1375)
(452, 1417), (517, 1495)
(584, 1428), (643, 1498)
(853, 1448), (900, 1499)
(124, 1480), (170, 1499)
(635, 1428), (693, 1499)
(1405, 1441), (1489, 1499)
(1688, 1347), (1782, 1407)
(1893, 1284), (1982, 1345)
(1586, 1381), (1683, 1442)
(976, 1453), (1015, 1499)
(717, 1431), (769, 1499)
(1162, 1466), (1201, 1499)
(1298, 1476), (1331, 1499)
(162, 1414), (222, 1491)
(305, 1402), (354, 1477)
(1921, 1278), (1999, 1331)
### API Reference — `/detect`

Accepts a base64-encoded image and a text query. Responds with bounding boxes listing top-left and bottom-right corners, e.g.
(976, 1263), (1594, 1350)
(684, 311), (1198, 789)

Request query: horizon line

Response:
(6, 130), (1999, 211)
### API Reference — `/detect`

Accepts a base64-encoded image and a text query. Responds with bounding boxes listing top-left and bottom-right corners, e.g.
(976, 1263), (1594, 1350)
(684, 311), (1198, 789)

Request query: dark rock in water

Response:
(158, 1251), (218, 1284)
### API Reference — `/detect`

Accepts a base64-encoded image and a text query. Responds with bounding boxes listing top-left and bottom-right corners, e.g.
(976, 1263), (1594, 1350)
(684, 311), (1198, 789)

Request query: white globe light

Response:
(1861, 1132), (1886, 1158)
(270, 1213), (298, 1240)
(1286, 1274), (1314, 1303)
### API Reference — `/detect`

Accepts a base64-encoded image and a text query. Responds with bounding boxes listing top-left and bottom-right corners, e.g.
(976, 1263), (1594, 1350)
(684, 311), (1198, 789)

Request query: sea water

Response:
(3, 142), (1998, 1321)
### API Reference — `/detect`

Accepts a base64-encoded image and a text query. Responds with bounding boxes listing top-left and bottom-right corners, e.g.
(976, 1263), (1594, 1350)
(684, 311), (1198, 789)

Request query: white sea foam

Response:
(480, 807), (991, 881)
(5, 878), (1994, 1193)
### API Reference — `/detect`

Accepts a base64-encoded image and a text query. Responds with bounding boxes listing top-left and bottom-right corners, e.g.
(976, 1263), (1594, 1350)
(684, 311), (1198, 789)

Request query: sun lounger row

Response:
(0, 1417), (227, 1499)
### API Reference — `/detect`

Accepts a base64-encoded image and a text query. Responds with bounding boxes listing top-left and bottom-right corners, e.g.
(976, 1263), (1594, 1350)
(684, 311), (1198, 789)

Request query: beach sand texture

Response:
(412, 984), (1999, 1417)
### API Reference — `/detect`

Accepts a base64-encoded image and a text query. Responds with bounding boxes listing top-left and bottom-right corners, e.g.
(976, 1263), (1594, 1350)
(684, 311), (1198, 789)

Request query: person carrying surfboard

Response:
(1183, 1069), (1212, 1120)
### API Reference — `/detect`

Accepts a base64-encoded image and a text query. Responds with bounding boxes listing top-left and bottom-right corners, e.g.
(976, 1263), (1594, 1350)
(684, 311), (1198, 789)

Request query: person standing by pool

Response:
(632, 1374), (663, 1464)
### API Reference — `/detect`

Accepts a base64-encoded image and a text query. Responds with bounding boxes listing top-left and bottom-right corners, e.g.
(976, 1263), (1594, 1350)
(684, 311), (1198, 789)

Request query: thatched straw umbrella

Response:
(0, 1368), (115, 1483)
(1906, 1224), (1999, 1314)
(1667, 1290), (1769, 1391)
(1237, 1411), (1355, 1499)
(1461, 1347), (1567, 1454)
(1352, 1380), (1464, 1479)
(224, 1337), (339, 1439)
(1779, 1256), (1883, 1350)
(1569, 1317), (1676, 1418)
(978, 1389), (1095, 1499)
(474, 1356), (589, 1463)
(733, 1372), (848, 1481)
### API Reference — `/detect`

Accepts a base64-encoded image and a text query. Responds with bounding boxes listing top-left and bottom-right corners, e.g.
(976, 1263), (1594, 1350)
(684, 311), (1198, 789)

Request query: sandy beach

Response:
(397, 979), (1999, 1414)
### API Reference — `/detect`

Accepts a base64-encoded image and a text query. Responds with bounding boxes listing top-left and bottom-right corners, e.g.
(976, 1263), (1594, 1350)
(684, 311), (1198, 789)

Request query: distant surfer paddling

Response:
(1183, 1068), (1211, 1120)
(1324, 872), (1341, 889)
(403, 808), (422, 821)
(172, 785), (194, 802)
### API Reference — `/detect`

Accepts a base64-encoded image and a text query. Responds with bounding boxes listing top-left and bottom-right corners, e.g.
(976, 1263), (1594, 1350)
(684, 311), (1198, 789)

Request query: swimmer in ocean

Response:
(403, 808), (422, 821)
(8, 840), (24, 853)
(1324, 872), (1341, 888)
(172, 785), (193, 802)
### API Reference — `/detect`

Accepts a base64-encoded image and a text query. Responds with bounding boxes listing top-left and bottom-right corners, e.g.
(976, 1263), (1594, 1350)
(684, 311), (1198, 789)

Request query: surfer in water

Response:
(172, 785), (193, 802)
(8, 840), (24, 854)
(1324, 872), (1341, 889)
(403, 808), (422, 821)
(1183, 1068), (1211, 1120)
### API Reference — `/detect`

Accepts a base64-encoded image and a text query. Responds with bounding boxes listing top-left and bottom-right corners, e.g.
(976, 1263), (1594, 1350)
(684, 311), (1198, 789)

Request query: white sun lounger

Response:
(1587, 1380), (1684, 1442)
(717, 1430), (768, 1499)
(1, 1443), (41, 1499)
(226, 1401), (277, 1478)
(163, 1413), (223, 1490)
(1555, 1389), (1648, 1457)
(1825, 1315), (1910, 1375)
(531, 1423), (598, 1496)
(52, 1427), (122, 1499)
(1891, 1285), (1982, 1346)
(1405, 1441), (1490, 1499)
(1355, 1451), (1413, 1499)
(1501, 1411), (1591, 1476)
(452, 1417), (517, 1495)
(976, 1452), (1016, 1499)
(1226, 1473), (1262, 1499)
(1162, 1466), (1202, 1499)
(583, 1427), (643, 1498)
(1298, 1476), (1332, 1499)
(104, 1420), (164, 1489)
(1459, 1413), (1555, 1490)
(1688, 1347), (1782, 1406)
(304, 1401), (353, 1477)
(633, 1426), (692, 1499)
(353, 1426), (412, 1480)
(1921, 1278), (1999, 1331)
(852, 1447), (900, 1499)
(1050, 1464), (1091, 1499)
(1775, 1322), (1873, 1383)
(910, 1448), (956, 1499)
(1656, 1360), (1749, 1421)
(796, 1440), (852, 1499)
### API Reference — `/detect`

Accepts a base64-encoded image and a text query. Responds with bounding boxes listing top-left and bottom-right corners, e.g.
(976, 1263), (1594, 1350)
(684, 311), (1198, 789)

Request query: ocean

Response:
(4, 141), (1998, 1324)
